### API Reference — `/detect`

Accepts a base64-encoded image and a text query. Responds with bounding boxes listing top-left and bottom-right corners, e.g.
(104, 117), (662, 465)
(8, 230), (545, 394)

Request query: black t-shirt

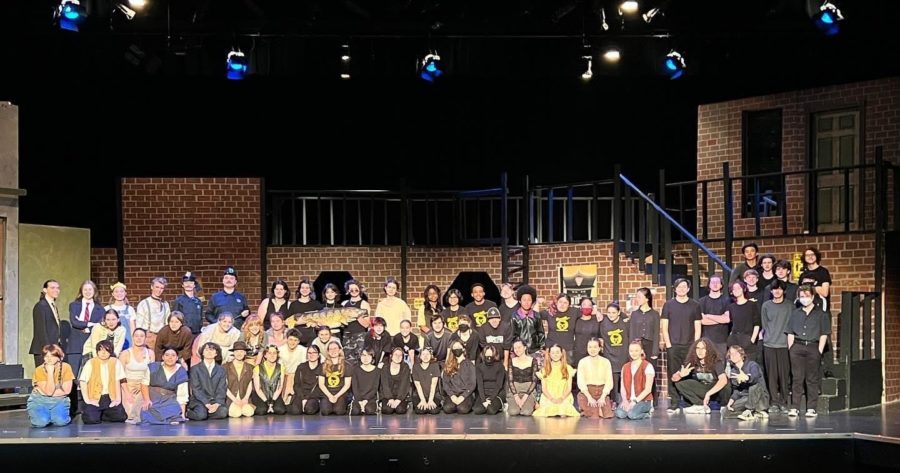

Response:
(661, 298), (701, 346)
(746, 287), (765, 314)
(478, 320), (514, 352)
(296, 361), (321, 399)
(351, 365), (380, 401)
(465, 300), (498, 328)
(319, 363), (348, 395)
(728, 301), (761, 335)
(498, 301), (519, 324)
(573, 316), (601, 362)
(699, 294), (731, 344)
(690, 360), (725, 385)
(440, 307), (465, 332)
(544, 307), (578, 351)
(798, 265), (832, 311)
(600, 317), (630, 371)
(412, 362), (442, 399)
(289, 299), (324, 346)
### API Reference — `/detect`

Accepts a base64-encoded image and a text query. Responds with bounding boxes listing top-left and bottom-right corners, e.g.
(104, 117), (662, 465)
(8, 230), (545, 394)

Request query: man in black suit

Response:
(29, 280), (63, 367)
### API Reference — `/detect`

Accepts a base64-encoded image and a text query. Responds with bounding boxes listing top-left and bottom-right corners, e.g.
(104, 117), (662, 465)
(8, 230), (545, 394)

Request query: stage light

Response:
(57, 0), (86, 32)
(813, 2), (843, 36)
(226, 50), (248, 80)
(419, 52), (443, 83)
(664, 50), (686, 80)
(603, 48), (621, 63)
(341, 43), (351, 79)
(642, 7), (660, 23)
(581, 56), (593, 80)
(619, 1), (639, 15)
(600, 8), (609, 31)
(128, 0), (147, 8)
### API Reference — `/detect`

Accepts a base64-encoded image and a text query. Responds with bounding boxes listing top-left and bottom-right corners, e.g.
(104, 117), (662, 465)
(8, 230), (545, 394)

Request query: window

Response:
(742, 109), (783, 218)
(811, 110), (860, 232)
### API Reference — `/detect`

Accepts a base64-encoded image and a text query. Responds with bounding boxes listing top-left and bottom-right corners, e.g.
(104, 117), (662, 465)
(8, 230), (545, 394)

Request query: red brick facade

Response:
(696, 77), (900, 239)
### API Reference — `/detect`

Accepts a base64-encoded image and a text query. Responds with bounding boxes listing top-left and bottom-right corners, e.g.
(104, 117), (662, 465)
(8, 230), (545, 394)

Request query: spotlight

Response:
(56, 0), (86, 32)
(603, 48), (621, 63)
(619, 1), (639, 15)
(664, 51), (686, 80)
(340, 43), (351, 79)
(128, 0), (147, 8)
(642, 7), (660, 23)
(226, 50), (248, 80)
(419, 52), (443, 83)
(813, 2), (843, 36)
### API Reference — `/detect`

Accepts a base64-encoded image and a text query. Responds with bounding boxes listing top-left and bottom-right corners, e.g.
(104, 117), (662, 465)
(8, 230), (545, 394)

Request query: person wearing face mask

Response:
(473, 346), (506, 415)
(573, 298), (601, 363)
(449, 314), (483, 361)
(545, 294), (579, 363)
(442, 341), (476, 414)
(786, 285), (831, 418)
(600, 302), (629, 405)
(661, 279), (701, 413)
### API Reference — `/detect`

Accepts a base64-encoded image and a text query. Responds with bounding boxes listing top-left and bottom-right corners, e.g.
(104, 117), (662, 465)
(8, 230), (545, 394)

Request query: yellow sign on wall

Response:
(791, 252), (803, 281)
(559, 264), (598, 304)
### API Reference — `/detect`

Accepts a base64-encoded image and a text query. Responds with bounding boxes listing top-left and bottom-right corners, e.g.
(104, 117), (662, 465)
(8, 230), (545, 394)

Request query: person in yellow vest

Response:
(78, 340), (127, 424)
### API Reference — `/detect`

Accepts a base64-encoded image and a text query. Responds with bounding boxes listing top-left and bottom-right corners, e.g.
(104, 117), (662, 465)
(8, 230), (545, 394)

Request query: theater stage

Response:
(1, 403), (899, 472)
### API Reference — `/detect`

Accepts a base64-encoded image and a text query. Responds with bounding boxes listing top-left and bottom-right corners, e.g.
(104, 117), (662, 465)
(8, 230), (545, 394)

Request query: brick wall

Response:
(90, 248), (118, 299)
(121, 178), (262, 303)
(696, 77), (900, 239)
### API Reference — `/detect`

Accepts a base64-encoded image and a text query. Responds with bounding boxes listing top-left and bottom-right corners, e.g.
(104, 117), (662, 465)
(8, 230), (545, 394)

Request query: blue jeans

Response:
(615, 400), (652, 420)
(27, 392), (71, 427)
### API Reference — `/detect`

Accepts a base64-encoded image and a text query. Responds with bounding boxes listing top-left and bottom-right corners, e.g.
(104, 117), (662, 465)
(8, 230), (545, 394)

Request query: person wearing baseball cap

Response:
(205, 266), (250, 329)
(173, 272), (204, 335)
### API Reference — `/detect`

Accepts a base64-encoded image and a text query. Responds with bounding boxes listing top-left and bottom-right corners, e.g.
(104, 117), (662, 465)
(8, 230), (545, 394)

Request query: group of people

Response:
(25, 243), (833, 428)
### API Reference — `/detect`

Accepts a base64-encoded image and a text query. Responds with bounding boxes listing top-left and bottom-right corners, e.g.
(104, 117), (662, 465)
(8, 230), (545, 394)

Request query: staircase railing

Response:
(613, 166), (732, 301)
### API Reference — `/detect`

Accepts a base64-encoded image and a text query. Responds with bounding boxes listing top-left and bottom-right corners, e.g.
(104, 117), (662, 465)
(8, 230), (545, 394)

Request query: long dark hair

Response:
(685, 338), (719, 370)
(269, 279), (290, 301)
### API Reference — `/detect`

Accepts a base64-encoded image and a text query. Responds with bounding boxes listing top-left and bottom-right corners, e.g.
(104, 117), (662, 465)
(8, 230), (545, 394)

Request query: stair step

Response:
(820, 377), (847, 397)
(817, 394), (847, 414)
(824, 361), (848, 379)
(0, 393), (29, 408)
(0, 365), (24, 379)
(508, 266), (525, 275)
(0, 379), (33, 392)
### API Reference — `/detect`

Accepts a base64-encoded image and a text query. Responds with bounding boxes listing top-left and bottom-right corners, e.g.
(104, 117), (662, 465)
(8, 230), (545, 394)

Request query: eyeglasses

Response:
(350, 288), (360, 293)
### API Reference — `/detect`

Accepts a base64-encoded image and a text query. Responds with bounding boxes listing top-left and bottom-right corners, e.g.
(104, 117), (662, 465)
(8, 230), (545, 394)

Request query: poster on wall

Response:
(558, 264), (598, 305)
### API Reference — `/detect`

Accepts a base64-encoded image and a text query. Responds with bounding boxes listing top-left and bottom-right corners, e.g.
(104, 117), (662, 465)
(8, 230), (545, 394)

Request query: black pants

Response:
(320, 393), (348, 415)
(412, 393), (443, 415)
(472, 396), (504, 415)
(790, 342), (822, 410)
(187, 401), (229, 421)
(82, 395), (127, 424)
(639, 339), (659, 405)
(287, 397), (320, 415)
(381, 399), (409, 415)
(764, 346), (791, 407)
(350, 398), (378, 415)
(673, 379), (731, 407)
(667, 344), (690, 408)
(251, 393), (287, 416)
(442, 394), (474, 414)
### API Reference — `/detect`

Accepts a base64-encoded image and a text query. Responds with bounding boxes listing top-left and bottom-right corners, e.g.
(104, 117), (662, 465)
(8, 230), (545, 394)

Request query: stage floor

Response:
(1, 402), (900, 444)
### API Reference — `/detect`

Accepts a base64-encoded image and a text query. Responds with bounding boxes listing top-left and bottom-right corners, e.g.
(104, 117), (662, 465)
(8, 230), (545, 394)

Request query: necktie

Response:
(84, 303), (91, 322)
(51, 302), (59, 325)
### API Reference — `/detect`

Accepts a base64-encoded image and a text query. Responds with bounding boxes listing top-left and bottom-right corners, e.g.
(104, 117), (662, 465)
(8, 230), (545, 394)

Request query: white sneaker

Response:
(787, 408), (799, 417)
(738, 409), (754, 421)
(755, 410), (769, 419)
(684, 405), (703, 414)
(666, 408), (680, 415)
(703, 405), (711, 414)
(805, 409), (818, 418)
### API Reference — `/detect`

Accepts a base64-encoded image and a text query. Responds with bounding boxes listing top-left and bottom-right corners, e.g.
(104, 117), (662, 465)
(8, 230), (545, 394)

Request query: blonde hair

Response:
(542, 345), (571, 380)
(323, 341), (345, 377)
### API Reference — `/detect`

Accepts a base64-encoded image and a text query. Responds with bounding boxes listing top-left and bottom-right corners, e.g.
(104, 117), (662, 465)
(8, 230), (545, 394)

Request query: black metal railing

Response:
(612, 166), (731, 301)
